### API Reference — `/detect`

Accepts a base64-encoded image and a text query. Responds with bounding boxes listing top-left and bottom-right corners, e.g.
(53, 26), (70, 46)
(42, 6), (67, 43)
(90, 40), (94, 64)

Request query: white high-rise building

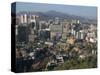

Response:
(20, 14), (27, 24)
(75, 30), (84, 40)
(29, 15), (39, 30)
(79, 30), (84, 39)
(30, 15), (36, 23)
(24, 14), (27, 23)
(75, 32), (79, 39)
(77, 20), (80, 24)
(55, 17), (60, 24)
(20, 15), (24, 24)
(15, 25), (18, 35)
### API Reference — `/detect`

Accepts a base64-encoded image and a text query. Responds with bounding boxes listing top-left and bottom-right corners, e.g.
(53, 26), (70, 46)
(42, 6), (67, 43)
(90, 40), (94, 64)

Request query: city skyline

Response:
(11, 2), (97, 72)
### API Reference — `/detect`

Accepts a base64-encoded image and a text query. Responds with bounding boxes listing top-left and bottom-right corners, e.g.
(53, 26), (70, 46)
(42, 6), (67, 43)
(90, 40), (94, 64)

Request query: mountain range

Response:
(16, 10), (97, 24)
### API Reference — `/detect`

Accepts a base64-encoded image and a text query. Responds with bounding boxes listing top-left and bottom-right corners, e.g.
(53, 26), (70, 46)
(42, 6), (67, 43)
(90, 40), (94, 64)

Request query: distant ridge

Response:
(16, 10), (97, 24)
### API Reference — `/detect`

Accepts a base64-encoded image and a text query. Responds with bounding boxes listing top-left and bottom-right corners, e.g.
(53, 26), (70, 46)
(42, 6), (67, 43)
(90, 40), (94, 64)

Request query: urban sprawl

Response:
(14, 12), (97, 72)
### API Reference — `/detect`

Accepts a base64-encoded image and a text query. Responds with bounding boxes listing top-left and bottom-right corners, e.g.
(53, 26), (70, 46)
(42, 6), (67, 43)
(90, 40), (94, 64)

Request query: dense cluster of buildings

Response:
(15, 13), (97, 72)
(16, 13), (97, 45)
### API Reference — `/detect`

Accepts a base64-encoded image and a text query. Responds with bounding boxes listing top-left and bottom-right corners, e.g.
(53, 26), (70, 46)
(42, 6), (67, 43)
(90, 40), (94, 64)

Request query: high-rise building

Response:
(20, 14), (28, 24)
(24, 14), (27, 23)
(17, 25), (29, 44)
(71, 20), (80, 24)
(39, 29), (50, 41)
(75, 30), (84, 40)
(20, 15), (24, 24)
(15, 25), (18, 36)
(50, 24), (63, 40)
(62, 19), (71, 34)
(54, 17), (60, 25)
(29, 15), (39, 30)
(39, 21), (47, 30)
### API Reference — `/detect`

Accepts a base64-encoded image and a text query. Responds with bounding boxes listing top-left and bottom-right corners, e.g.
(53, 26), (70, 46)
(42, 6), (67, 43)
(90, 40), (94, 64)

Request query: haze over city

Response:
(14, 2), (97, 19)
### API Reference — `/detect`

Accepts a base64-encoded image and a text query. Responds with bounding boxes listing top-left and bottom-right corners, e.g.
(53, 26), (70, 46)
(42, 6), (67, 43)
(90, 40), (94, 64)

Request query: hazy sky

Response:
(15, 2), (97, 19)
